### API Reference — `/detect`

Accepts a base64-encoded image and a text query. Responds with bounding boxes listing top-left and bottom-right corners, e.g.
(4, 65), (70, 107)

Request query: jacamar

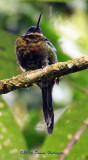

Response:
(15, 12), (58, 134)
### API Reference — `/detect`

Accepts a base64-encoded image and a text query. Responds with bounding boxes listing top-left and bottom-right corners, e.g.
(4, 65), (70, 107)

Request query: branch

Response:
(59, 118), (88, 160)
(0, 56), (88, 94)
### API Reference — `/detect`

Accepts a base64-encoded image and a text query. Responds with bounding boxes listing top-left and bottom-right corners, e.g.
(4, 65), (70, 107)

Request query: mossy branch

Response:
(0, 56), (88, 95)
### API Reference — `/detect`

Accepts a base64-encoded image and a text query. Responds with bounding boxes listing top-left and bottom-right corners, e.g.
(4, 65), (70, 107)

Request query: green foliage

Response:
(39, 98), (88, 160)
(0, 97), (28, 160)
(23, 110), (45, 149)
(0, 29), (18, 80)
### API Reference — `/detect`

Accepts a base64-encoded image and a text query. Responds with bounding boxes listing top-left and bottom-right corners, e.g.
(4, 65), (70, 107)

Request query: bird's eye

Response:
(35, 27), (41, 33)
(26, 26), (41, 35)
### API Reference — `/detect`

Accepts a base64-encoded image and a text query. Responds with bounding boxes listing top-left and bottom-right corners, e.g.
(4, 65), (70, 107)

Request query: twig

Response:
(0, 56), (88, 95)
(59, 118), (88, 160)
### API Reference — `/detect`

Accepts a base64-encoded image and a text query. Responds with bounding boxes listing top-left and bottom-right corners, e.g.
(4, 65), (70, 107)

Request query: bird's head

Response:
(26, 12), (42, 35)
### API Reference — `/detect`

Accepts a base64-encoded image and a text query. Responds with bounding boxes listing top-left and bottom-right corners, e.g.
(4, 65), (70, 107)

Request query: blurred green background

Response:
(0, 0), (88, 160)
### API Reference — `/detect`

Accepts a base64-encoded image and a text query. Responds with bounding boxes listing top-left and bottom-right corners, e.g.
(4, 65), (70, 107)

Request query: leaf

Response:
(23, 109), (45, 149)
(0, 96), (28, 160)
(38, 97), (88, 160)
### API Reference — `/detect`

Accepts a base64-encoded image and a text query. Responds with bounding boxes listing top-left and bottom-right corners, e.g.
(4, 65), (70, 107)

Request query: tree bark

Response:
(0, 56), (88, 94)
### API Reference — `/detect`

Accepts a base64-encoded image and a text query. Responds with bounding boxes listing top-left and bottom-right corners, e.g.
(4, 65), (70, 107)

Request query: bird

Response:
(15, 12), (59, 134)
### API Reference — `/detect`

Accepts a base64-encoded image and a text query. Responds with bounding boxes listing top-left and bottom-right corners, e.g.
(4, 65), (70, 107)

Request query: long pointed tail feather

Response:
(41, 82), (54, 134)
(47, 85), (54, 134)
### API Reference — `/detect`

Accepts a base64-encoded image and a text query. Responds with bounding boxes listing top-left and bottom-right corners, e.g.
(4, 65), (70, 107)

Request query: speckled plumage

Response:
(16, 32), (57, 71)
(15, 13), (58, 134)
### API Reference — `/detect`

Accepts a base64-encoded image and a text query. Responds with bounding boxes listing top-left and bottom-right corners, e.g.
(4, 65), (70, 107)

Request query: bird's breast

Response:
(15, 35), (49, 70)
(16, 36), (48, 55)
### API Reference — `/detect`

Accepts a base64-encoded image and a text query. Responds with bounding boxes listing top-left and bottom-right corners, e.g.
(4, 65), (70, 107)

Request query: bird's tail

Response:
(41, 81), (54, 134)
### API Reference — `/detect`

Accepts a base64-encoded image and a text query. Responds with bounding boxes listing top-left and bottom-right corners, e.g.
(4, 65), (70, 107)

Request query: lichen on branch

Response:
(0, 56), (88, 95)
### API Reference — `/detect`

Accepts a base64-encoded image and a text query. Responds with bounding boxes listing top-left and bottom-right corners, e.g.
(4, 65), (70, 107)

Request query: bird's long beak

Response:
(36, 11), (42, 28)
